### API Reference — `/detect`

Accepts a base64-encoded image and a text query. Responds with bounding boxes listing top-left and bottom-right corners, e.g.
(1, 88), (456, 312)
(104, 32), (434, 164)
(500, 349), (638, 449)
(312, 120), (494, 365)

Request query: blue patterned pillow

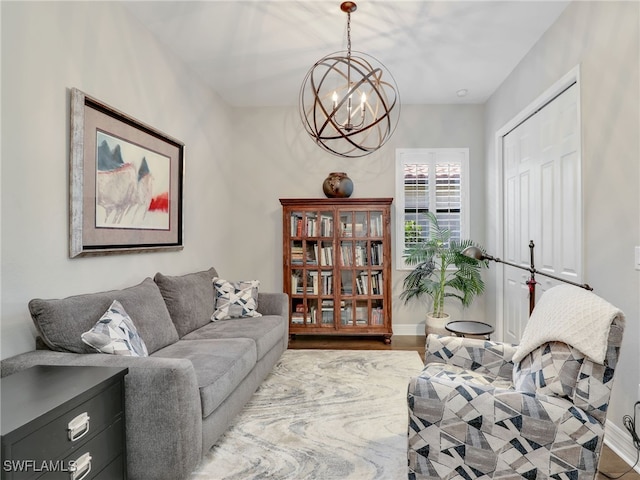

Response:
(81, 300), (149, 356)
(211, 278), (262, 321)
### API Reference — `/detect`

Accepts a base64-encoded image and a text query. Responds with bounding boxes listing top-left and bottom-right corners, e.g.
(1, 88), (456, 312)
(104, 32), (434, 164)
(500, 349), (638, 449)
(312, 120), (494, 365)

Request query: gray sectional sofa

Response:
(0, 267), (289, 480)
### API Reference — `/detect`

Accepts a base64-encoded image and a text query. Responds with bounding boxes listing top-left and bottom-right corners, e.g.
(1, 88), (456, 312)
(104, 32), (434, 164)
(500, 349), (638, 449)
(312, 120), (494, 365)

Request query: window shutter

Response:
(395, 149), (469, 269)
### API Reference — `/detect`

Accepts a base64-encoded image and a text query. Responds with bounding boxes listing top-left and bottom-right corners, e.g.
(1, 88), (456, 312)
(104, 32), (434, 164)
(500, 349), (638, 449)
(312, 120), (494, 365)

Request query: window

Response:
(395, 148), (469, 269)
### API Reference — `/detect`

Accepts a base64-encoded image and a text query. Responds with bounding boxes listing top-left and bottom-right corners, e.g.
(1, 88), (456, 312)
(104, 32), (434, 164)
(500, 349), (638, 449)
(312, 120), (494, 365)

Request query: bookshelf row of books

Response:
(291, 305), (384, 326)
(306, 216), (333, 237)
(290, 214), (384, 239)
(339, 306), (384, 325)
(292, 271), (333, 295)
(290, 214), (334, 237)
(338, 242), (384, 266)
(339, 215), (384, 238)
(355, 272), (383, 295)
(290, 242), (333, 266)
(291, 300), (341, 325)
(339, 272), (383, 296)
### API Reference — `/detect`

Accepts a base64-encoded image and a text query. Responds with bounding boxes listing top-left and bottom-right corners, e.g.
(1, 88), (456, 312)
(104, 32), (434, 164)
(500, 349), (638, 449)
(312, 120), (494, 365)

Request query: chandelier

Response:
(299, 1), (400, 158)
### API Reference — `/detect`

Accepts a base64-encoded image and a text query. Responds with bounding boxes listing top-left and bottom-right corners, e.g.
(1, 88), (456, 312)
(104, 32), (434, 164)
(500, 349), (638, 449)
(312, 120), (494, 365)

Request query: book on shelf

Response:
(291, 311), (305, 324)
(290, 215), (305, 237)
(340, 244), (353, 266)
(340, 307), (352, 325)
(307, 271), (319, 294)
(321, 271), (333, 295)
(370, 242), (383, 265)
(370, 271), (382, 295)
(321, 308), (334, 324)
(356, 273), (369, 295)
(371, 307), (384, 325)
(369, 214), (383, 237)
(354, 244), (367, 266)
(306, 216), (319, 237)
(320, 216), (333, 237)
(318, 245), (333, 266)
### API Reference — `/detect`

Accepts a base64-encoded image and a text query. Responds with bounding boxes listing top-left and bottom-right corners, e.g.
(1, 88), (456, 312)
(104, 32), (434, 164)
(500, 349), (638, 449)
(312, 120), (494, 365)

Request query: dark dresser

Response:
(1, 365), (128, 480)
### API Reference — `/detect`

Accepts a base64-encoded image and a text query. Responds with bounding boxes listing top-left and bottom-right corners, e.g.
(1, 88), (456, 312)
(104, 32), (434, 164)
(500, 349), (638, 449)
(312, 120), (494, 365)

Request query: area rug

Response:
(190, 349), (424, 480)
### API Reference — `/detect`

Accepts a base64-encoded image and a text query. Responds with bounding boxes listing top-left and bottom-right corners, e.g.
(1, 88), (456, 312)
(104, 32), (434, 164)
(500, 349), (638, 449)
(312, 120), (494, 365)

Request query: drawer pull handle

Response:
(69, 452), (91, 480)
(67, 412), (90, 441)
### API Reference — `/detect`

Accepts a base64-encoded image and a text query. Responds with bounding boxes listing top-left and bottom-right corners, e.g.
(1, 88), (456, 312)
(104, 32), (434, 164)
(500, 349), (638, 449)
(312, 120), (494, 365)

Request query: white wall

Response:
(1, 2), (235, 358)
(0, 0), (488, 355)
(230, 104), (486, 334)
(485, 0), (639, 452)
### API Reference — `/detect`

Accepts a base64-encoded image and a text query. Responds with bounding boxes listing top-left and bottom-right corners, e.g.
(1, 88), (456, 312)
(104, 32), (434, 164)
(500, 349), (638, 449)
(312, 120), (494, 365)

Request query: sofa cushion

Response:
(151, 338), (257, 418)
(181, 315), (286, 360)
(29, 278), (179, 354)
(81, 300), (149, 356)
(212, 278), (261, 321)
(154, 267), (218, 337)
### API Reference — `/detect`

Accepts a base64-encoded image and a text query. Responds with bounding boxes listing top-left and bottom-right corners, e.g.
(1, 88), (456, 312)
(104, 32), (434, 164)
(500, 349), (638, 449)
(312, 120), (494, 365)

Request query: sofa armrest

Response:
(257, 292), (288, 317)
(425, 333), (517, 381)
(1, 351), (201, 480)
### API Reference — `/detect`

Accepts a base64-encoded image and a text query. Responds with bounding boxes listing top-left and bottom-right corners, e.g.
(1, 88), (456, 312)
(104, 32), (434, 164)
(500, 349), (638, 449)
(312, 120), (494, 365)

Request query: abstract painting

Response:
(95, 132), (170, 230)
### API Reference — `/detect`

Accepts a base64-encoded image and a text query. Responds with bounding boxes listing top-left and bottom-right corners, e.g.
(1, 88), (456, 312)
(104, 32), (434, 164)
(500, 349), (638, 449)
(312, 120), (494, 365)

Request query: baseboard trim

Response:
(604, 418), (640, 473)
(392, 323), (424, 336)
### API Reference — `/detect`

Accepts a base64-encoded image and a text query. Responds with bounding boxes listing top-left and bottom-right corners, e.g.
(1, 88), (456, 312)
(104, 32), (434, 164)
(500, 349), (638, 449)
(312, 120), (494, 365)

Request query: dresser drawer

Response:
(10, 382), (123, 466)
(92, 455), (124, 480)
(34, 419), (124, 480)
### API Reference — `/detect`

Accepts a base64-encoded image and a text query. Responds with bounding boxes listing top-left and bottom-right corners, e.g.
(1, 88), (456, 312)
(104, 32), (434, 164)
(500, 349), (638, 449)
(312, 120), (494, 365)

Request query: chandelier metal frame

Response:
(299, 1), (400, 158)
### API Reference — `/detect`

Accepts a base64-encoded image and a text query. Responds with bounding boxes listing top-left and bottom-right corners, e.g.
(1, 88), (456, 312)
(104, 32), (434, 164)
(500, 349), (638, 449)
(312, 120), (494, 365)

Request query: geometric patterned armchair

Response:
(408, 285), (625, 479)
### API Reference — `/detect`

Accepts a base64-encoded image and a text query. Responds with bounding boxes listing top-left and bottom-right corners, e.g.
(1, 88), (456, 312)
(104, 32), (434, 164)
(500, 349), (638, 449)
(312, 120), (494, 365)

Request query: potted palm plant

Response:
(400, 212), (487, 335)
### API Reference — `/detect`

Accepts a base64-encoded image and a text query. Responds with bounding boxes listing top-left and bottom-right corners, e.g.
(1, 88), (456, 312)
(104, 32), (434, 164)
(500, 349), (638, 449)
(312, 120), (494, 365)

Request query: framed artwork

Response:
(69, 88), (184, 257)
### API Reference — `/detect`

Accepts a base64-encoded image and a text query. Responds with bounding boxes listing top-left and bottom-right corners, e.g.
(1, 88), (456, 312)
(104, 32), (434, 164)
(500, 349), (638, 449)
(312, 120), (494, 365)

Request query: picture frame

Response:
(69, 88), (184, 257)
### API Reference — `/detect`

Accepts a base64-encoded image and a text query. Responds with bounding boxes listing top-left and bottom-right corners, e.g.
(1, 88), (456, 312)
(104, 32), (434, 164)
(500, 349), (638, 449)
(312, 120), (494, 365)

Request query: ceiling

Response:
(123, 1), (570, 107)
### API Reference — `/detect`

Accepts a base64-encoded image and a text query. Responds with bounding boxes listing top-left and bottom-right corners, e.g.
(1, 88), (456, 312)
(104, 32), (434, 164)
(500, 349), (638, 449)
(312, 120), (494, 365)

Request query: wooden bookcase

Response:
(280, 198), (393, 344)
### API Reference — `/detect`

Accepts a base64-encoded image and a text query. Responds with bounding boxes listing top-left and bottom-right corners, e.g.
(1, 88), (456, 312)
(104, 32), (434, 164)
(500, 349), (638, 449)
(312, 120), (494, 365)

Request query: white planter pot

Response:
(425, 312), (450, 336)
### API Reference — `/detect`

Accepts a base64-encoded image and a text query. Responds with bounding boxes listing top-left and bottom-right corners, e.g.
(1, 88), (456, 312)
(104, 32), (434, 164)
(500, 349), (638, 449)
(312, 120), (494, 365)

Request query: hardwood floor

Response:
(288, 334), (640, 479)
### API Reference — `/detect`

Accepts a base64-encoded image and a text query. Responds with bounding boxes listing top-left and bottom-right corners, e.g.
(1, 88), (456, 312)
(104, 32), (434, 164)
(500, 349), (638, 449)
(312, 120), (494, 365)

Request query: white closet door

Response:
(502, 83), (581, 345)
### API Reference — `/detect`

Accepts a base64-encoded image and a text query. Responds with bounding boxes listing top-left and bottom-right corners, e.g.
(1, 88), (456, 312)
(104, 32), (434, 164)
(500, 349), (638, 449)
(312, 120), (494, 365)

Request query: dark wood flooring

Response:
(288, 334), (640, 479)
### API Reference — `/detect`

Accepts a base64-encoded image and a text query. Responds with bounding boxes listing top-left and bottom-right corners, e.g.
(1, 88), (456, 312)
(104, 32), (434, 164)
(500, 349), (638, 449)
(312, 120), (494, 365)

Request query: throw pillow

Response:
(81, 300), (149, 356)
(211, 278), (262, 321)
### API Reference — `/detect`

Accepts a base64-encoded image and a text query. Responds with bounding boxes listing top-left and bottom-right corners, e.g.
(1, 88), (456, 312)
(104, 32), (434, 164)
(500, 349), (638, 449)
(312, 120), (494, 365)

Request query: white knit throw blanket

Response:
(512, 284), (624, 364)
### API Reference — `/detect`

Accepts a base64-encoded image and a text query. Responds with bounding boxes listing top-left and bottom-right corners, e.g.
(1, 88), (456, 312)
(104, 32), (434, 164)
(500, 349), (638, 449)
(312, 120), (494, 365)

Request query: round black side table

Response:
(445, 321), (494, 340)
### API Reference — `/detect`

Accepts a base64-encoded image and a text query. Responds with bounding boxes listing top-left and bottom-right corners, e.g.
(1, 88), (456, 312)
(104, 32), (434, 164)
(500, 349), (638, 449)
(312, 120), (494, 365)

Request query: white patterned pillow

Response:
(81, 300), (149, 356)
(211, 278), (262, 321)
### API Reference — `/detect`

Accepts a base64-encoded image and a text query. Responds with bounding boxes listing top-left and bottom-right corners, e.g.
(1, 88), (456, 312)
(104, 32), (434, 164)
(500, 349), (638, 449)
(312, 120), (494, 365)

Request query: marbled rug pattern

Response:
(191, 349), (424, 480)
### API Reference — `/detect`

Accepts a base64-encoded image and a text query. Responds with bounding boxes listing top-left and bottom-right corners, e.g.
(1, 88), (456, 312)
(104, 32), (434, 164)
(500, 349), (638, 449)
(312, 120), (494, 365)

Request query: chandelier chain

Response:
(347, 11), (352, 59)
